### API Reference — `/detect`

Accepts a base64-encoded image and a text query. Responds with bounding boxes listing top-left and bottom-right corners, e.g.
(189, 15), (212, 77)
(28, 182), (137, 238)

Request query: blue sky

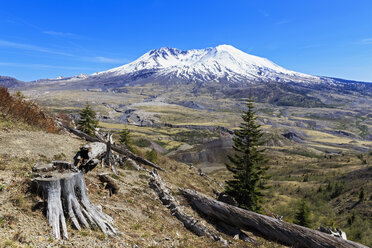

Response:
(0, 0), (371, 82)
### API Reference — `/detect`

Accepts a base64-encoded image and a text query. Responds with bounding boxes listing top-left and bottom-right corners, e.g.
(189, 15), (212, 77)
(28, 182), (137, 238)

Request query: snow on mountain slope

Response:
(93, 44), (320, 83)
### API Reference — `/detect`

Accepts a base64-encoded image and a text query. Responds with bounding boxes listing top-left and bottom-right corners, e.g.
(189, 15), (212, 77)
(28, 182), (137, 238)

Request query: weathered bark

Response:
(105, 133), (112, 167)
(33, 161), (77, 174)
(148, 170), (228, 246)
(65, 125), (166, 172)
(180, 189), (368, 248)
(33, 164), (118, 239)
(104, 132), (119, 175)
(74, 142), (106, 173)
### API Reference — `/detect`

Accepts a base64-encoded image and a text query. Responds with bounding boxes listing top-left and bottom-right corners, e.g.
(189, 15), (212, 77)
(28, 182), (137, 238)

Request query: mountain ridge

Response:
(93, 44), (319, 83)
(3, 44), (371, 89)
(2, 45), (372, 108)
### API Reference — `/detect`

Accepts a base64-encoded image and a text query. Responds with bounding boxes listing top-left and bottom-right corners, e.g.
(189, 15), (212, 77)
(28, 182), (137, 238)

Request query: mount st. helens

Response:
(3, 44), (371, 108)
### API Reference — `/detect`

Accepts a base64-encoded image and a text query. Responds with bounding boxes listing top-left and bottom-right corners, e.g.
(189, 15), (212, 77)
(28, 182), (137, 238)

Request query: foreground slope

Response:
(0, 117), (288, 248)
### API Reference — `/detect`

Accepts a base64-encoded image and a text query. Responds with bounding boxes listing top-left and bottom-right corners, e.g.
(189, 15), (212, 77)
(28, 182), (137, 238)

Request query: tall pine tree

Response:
(225, 98), (268, 212)
(77, 103), (99, 136)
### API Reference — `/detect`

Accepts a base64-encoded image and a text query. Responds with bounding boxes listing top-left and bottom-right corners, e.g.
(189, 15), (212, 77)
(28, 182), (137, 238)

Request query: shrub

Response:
(0, 87), (57, 133)
(359, 187), (365, 202)
(119, 127), (135, 153)
(133, 138), (152, 147)
(294, 200), (311, 227)
(146, 148), (158, 163)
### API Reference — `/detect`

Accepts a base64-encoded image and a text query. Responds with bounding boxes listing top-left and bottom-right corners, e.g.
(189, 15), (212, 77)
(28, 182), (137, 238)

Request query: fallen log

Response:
(111, 145), (166, 172)
(148, 170), (228, 246)
(32, 163), (118, 239)
(64, 125), (101, 142)
(180, 189), (368, 248)
(125, 158), (147, 171)
(64, 125), (166, 172)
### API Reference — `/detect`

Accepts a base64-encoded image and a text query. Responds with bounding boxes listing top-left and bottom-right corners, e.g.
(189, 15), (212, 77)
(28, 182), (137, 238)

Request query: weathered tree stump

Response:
(33, 163), (118, 239)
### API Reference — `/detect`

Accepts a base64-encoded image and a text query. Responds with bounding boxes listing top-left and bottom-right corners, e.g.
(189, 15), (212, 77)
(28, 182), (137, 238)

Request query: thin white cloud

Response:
(0, 39), (127, 64)
(44, 31), (73, 36)
(275, 19), (290, 25)
(0, 39), (73, 56)
(0, 61), (96, 71)
(358, 38), (372, 45)
(43, 31), (81, 39)
(259, 10), (270, 17)
(93, 56), (125, 63)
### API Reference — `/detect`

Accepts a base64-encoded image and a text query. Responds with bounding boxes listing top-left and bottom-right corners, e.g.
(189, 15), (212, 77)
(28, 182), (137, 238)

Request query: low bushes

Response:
(0, 87), (57, 133)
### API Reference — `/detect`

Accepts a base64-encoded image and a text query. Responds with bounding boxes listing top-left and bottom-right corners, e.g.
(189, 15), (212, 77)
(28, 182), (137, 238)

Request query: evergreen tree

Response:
(225, 98), (268, 212)
(146, 148), (158, 163)
(119, 127), (135, 153)
(294, 200), (311, 227)
(77, 103), (98, 136)
(359, 187), (365, 202)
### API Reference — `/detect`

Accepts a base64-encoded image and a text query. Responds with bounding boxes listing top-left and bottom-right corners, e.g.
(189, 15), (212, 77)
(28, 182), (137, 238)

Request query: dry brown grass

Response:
(0, 87), (57, 133)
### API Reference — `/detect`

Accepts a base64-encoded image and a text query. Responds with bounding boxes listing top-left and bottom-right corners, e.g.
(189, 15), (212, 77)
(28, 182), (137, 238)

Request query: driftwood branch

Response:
(64, 125), (166, 172)
(180, 189), (368, 248)
(148, 170), (228, 246)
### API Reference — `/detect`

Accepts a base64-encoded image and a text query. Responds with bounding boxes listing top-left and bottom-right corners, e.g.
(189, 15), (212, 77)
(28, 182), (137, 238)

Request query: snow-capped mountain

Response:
(7, 44), (372, 108)
(24, 44), (372, 100)
(93, 44), (320, 84)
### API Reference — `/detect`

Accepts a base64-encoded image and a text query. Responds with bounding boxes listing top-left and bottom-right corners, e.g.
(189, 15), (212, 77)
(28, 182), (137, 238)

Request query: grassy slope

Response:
(210, 149), (372, 246)
(0, 117), (285, 248)
(20, 87), (372, 246)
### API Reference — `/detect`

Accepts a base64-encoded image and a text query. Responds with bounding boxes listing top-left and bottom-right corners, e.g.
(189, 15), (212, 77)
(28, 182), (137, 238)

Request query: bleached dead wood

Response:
(111, 145), (166, 172)
(74, 142), (106, 173)
(180, 189), (368, 248)
(64, 125), (166, 172)
(148, 170), (229, 247)
(104, 132), (119, 175)
(33, 163), (118, 239)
